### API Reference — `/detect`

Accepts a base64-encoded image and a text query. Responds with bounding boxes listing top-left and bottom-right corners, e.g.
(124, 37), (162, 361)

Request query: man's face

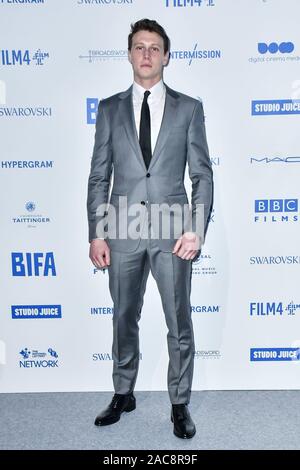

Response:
(128, 30), (169, 84)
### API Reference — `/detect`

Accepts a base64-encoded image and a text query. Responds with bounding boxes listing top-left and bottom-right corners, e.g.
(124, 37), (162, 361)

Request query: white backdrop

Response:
(1, 0), (300, 393)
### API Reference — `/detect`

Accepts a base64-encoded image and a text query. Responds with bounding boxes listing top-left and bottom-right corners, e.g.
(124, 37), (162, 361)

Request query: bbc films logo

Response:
(12, 201), (51, 228)
(19, 347), (59, 368)
(254, 198), (299, 223)
(0, 49), (49, 66)
(250, 301), (300, 317)
(249, 41), (300, 64)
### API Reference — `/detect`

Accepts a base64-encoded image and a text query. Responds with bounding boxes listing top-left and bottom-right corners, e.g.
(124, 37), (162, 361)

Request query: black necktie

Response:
(139, 90), (152, 169)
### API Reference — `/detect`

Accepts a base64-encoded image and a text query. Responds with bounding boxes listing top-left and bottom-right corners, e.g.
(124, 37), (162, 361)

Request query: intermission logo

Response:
(250, 348), (300, 362)
(252, 99), (300, 115)
(249, 42), (300, 64)
(250, 155), (300, 164)
(12, 201), (51, 228)
(194, 350), (221, 360)
(12, 305), (62, 319)
(77, 0), (133, 5)
(19, 347), (59, 368)
(90, 306), (114, 315)
(250, 255), (300, 265)
(250, 301), (300, 317)
(191, 304), (220, 313)
(165, 0), (215, 6)
(1, 160), (54, 169)
(170, 43), (221, 65)
(0, 49), (49, 66)
(254, 198), (299, 223)
(92, 352), (142, 361)
(11, 252), (56, 276)
(192, 252), (217, 276)
(79, 49), (127, 63)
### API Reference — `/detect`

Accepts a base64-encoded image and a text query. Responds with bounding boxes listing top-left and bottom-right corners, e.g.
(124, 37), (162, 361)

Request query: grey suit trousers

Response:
(107, 221), (195, 405)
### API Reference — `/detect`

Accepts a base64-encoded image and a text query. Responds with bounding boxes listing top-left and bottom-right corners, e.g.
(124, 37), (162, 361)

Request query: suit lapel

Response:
(119, 84), (179, 171)
(149, 86), (179, 170)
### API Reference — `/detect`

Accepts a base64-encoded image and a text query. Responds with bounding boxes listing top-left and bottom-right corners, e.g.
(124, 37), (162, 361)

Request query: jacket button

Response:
(146, 173), (150, 177)
(141, 201), (146, 205)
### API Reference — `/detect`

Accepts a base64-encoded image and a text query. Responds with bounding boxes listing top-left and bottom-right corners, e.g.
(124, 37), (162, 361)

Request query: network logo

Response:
(250, 348), (300, 362)
(0, 49), (49, 66)
(165, 0), (215, 6)
(11, 252), (57, 276)
(252, 99), (300, 115)
(12, 305), (62, 319)
(254, 199), (298, 223)
(258, 42), (294, 54)
(250, 301), (300, 316)
(19, 347), (59, 368)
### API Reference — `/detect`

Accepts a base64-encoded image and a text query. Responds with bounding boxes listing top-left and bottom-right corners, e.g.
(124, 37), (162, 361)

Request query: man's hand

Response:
(172, 232), (201, 260)
(89, 239), (110, 269)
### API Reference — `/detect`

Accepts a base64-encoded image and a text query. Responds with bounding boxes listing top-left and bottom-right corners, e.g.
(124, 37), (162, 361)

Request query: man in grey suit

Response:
(87, 19), (213, 439)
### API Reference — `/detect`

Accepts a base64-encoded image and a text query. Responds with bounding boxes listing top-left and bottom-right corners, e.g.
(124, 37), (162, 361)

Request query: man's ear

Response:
(163, 52), (170, 67)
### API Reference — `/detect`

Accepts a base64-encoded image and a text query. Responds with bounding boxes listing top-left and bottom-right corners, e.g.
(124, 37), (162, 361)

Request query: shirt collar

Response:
(133, 79), (165, 103)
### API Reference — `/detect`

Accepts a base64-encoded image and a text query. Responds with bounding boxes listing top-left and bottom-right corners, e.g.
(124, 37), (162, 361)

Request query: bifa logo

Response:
(258, 42), (294, 54)
(254, 199), (298, 223)
(19, 347), (59, 368)
(250, 302), (300, 316)
(11, 252), (56, 276)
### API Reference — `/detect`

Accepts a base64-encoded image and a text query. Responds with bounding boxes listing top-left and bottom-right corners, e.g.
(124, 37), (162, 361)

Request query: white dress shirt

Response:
(132, 79), (166, 154)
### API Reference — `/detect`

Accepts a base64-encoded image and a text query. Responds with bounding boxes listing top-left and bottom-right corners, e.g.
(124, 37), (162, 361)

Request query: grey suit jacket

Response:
(87, 83), (213, 252)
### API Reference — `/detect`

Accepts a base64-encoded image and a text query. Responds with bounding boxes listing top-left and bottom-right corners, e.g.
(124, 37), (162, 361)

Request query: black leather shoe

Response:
(171, 404), (196, 439)
(94, 393), (136, 426)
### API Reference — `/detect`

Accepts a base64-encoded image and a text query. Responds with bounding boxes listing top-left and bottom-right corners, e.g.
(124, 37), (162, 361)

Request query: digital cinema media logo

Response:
(254, 198), (298, 223)
(249, 41), (299, 64)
